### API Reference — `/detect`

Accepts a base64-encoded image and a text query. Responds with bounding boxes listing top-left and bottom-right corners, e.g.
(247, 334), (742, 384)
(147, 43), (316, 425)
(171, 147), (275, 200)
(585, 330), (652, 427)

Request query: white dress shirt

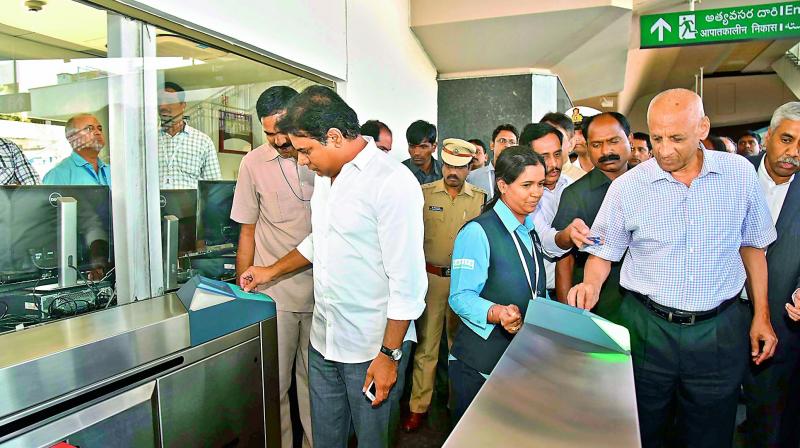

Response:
(741, 159), (792, 300)
(296, 138), (427, 363)
(758, 158), (794, 225)
(531, 173), (574, 289)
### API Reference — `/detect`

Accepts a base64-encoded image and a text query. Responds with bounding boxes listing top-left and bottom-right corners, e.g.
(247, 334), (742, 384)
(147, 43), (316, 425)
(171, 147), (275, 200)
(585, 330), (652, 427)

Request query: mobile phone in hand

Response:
(364, 380), (376, 402)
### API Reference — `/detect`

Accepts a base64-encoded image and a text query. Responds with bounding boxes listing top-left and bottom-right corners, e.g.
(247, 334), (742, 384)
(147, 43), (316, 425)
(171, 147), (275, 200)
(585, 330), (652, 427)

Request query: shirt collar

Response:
(408, 155), (442, 176)
(160, 120), (190, 137)
(432, 178), (475, 197)
(587, 167), (613, 189)
(462, 181), (475, 197)
(70, 151), (106, 168)
(647, 147), (720, 184)
(349, 136), (379, 171)
(494, 198), (534, 234)
(547, 173), (570, 193)
(260, 142), (280, 160)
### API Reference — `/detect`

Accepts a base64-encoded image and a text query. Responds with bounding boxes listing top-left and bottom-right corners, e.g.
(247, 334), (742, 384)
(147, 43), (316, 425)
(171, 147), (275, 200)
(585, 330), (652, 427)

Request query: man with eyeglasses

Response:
(402, 120), (442, 184)
(466, 124), (519, 199)
(43, 113), (110, 186)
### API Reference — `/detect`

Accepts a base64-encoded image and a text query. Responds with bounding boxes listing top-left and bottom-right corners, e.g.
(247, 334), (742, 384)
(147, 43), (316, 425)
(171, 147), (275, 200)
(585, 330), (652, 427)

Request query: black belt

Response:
(628, 290), (737, 325)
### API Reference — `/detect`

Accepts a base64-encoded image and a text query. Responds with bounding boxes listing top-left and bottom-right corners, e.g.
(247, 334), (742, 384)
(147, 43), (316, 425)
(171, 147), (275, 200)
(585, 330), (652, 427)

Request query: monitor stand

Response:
(56, 197), (78, 288)
(163, 215), (179, 291)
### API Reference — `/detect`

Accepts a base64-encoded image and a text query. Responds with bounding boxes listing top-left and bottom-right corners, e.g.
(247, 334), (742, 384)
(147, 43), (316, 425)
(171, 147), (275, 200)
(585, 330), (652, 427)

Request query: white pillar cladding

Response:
(107, 14), (163, 303)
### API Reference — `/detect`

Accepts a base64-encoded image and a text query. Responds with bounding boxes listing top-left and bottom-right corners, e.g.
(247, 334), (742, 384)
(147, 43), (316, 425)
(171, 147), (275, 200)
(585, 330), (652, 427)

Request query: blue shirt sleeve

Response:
(584, 180), (629, 262)
(448, 222), (496, 340)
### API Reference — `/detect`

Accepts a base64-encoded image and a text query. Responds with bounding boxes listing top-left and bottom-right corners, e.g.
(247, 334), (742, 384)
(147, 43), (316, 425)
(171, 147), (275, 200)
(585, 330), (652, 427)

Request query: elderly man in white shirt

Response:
(240, 85), (427, 448)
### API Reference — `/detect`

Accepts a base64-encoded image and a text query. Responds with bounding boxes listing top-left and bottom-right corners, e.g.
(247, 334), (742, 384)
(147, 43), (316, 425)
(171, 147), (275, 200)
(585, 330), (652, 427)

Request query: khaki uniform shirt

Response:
(562, 159), (587, 182)
(230, 143), (315, 312)
(422, 180), (486, 267)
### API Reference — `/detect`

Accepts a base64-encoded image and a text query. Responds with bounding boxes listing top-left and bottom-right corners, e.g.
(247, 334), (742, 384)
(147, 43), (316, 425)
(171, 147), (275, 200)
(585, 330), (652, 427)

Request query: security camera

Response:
(25, 0), (46, 12)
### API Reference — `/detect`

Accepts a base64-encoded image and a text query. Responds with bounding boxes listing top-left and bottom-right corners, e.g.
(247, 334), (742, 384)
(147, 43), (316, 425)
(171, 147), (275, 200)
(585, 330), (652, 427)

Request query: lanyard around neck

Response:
(508, 226), (539, 298)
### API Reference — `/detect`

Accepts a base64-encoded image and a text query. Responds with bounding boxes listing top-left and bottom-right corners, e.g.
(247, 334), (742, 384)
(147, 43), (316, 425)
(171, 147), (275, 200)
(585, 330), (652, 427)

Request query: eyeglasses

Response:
(496, 138), (517, 145)
(80, 124), (103, 133)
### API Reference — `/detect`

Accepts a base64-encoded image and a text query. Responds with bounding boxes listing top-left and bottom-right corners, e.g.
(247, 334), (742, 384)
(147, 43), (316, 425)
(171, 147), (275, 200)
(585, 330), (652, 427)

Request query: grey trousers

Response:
(277, 310), (313, 448)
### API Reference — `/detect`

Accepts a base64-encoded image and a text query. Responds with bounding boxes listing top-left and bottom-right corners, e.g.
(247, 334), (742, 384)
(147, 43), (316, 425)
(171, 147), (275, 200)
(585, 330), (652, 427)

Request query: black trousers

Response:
(448, 358), (486, 426)
(744, 352), (800, 447)
(619, 293), (751, 448)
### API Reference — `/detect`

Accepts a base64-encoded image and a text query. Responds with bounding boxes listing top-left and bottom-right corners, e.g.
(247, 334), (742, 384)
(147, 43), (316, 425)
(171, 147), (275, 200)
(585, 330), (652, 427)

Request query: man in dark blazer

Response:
(744, 102), (800, 448)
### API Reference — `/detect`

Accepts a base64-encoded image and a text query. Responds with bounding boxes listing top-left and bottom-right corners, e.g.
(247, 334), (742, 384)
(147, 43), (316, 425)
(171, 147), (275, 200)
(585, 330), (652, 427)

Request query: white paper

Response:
(189, 289), (235, 311)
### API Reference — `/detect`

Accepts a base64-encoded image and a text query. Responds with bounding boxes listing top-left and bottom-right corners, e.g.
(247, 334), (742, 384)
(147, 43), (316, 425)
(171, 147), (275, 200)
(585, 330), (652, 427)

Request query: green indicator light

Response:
(588, 352), (629, 363)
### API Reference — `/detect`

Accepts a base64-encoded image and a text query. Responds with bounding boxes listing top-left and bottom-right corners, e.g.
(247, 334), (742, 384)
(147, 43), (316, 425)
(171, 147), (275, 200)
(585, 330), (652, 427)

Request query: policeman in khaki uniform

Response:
(403, 138), (487, 432)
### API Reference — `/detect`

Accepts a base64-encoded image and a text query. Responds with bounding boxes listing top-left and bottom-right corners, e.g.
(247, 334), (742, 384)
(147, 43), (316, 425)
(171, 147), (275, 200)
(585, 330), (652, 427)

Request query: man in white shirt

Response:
(541, 111), (585, 182)
(520, 123), (574, 297)
(240, 86), (427, 448)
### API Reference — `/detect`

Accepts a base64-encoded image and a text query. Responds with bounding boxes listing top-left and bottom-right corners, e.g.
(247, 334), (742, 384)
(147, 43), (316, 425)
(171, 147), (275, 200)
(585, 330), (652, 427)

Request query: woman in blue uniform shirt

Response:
(448, 146), (547, 423)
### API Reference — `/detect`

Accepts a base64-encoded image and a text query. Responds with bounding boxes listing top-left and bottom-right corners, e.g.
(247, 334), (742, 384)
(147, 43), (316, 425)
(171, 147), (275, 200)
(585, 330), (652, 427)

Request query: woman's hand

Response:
(497, 304), (523, 334)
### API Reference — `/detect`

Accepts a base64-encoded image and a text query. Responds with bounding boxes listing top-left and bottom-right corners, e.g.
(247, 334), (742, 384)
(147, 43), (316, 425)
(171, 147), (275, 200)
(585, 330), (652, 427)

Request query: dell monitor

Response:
(196, 180), (239, 247)
(159, 189), (197, 255)
(0, 185), (112, 284)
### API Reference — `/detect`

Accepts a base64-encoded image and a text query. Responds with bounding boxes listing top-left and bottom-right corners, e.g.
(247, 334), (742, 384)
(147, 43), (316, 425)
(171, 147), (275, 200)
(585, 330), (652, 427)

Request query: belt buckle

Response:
(687, 314), (696, 326)
(443, 267), (451, 277)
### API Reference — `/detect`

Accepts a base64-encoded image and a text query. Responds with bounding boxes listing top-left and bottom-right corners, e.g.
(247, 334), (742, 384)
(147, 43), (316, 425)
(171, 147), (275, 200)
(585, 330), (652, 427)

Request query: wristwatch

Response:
(380, 345), (402, 362)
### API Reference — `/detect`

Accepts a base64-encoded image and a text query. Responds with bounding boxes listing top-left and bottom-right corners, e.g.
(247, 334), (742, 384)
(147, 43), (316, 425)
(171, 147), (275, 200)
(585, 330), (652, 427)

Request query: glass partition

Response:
(0, 0), (327, 334)
(0, 0), (119, 332)
(152, 29), (319, 287)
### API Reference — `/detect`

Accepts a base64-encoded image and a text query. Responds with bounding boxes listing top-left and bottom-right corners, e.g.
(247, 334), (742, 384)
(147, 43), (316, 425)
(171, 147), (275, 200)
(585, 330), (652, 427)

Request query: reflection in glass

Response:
(153, 30), (319, 287)
(0, 184), (113, 330)
(0, 0), (117, 332)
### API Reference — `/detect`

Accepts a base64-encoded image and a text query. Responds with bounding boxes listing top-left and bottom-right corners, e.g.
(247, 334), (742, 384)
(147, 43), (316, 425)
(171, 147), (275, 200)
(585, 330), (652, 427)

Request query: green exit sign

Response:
(641, 1), (800, 48)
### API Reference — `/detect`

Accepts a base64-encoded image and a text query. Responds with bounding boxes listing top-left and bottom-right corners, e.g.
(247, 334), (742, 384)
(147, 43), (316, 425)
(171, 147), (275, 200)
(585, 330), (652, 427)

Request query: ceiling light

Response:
(24, 0), (46, 12)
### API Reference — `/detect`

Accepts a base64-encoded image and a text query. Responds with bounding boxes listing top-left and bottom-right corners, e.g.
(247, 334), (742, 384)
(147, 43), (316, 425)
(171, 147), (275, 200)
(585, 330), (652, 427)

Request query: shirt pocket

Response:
(177, 151), (203, 178)
(261, 192), (288, 224)
(423, 205), (446, 247)
(261, 190), (309, 224)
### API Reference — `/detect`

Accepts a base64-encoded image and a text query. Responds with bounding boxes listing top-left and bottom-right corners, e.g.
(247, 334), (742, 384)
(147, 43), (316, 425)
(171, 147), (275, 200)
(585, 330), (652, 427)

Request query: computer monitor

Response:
(159, 189), (197, 254)
(0, 185), (112, 282)
(196, 180), (239, 247)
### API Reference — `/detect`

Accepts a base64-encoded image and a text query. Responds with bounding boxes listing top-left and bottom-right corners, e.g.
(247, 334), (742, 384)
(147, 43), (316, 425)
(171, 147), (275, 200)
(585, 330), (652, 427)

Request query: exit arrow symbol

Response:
(650, 18), (672, 42)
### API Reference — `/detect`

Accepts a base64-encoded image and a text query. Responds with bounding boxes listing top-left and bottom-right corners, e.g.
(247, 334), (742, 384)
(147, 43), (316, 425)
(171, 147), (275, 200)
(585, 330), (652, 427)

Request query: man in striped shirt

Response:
(568, 89), (777, 448)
